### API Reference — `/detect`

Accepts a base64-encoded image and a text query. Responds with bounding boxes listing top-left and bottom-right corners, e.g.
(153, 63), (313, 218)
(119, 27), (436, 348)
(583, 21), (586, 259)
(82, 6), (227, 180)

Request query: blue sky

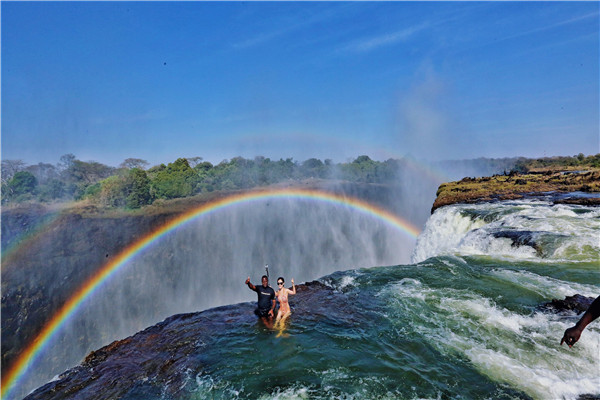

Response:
(2, 1), (598, 167)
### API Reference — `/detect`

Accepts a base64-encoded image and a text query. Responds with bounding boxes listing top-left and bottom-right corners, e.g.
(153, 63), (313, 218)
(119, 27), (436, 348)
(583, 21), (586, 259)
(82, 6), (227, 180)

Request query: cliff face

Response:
(432, 170), (600, 213)
(1, 206), (174, 372)
(1, 180), (416, 378)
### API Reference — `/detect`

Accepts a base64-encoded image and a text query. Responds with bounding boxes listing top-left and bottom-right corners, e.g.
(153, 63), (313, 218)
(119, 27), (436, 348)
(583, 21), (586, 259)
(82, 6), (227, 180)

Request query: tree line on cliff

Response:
(2, 153), (598, 209)
(1, 155), (404, 208)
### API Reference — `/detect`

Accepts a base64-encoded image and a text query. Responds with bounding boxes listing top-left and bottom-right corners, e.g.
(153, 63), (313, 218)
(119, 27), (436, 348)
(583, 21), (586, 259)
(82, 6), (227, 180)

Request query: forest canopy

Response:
(2, 153), (598, 209)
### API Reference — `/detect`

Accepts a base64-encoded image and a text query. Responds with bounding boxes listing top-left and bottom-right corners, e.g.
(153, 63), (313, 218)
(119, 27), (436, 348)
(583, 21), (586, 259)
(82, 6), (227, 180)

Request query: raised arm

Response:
(289, 278), (296, 295)
(561, 295), (600, 347)
(245, 277), (256, 291)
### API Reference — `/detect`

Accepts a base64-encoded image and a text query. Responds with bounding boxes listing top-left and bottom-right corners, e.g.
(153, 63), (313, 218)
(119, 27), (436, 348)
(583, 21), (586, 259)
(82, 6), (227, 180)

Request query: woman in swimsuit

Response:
(275, 276), (296, 330)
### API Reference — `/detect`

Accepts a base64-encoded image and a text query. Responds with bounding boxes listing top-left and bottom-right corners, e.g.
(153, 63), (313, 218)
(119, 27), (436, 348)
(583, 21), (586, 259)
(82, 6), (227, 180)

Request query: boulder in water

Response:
(538, 294), (595, 315)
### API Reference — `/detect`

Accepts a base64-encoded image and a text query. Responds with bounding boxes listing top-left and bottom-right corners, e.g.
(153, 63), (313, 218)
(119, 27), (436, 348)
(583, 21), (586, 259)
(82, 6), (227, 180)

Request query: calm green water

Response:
(172, 201), (599, 400)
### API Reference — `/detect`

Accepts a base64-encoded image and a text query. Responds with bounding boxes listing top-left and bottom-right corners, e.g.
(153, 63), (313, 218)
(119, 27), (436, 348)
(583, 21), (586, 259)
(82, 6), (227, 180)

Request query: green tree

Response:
(26, 163), (59, 185)
(1, 159), (26, 185)
(119, 158), (149, 170)
(301, 158), (325, 178)
(186, 157), (203, 168)
(5, 171), (38, 198)
(38, 179), (67, 202)
(58, 153), (76, 171)
(83, 182), (102, 199)
(67, 160), (115, 184)
(57, 156), (115, 200)
(97, 176), (127, 207)
(125, 168), (152, 208)
(227, 157), (257, 188)
(151, 158), (198, 199)
(194, 161), (213, 174)
(269, 158), (297, 182)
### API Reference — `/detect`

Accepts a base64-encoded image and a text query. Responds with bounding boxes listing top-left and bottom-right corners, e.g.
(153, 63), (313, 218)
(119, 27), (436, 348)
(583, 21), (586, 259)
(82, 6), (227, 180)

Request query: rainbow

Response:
(1, 187), (421, 399)
(1, 208), (65, 263)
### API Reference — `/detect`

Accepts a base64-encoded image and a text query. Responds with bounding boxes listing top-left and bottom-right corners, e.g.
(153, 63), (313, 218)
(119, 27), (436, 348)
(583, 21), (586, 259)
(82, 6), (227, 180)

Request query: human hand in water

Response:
(561, 326), (582, 347)
(269, 309), (274, 317)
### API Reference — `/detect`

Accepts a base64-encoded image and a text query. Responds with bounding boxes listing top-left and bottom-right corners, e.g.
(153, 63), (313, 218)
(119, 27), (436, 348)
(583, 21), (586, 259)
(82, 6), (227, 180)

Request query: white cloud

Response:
(340, 23), (428, 54)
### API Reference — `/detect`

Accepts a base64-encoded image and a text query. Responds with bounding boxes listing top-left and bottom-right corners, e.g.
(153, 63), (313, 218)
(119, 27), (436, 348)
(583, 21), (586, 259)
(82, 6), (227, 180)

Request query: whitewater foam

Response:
(490, 268), (599, 299)
(412, 201), (600, 264)
(385, 278), (600, 400)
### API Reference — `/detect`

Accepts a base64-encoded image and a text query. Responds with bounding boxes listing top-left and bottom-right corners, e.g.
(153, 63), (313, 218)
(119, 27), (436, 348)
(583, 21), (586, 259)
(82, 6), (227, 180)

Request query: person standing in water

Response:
(246, 275), (276, 328)
(274, 276), (296, 330)
(561, 295), (600, 347)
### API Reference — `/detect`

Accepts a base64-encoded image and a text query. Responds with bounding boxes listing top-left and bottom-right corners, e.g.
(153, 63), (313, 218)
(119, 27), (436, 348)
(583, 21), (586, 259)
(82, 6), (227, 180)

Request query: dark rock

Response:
(538, 294), (595, 315)
(492, 231), (540, 253)
(555, 197), (600, 206)
(24, 281), (337, 399)
(578, 395), (600, 400)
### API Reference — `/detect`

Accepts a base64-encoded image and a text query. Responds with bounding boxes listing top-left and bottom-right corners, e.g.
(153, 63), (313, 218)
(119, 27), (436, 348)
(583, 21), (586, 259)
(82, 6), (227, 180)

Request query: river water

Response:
(165, 200), (600, 400)
(17, 199), (600, 400)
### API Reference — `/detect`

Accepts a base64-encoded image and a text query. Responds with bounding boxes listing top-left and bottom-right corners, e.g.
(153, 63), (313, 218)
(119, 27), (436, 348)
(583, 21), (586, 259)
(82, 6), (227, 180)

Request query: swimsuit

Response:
(277, 290), (288, 303)
(277, 289), (291, 314)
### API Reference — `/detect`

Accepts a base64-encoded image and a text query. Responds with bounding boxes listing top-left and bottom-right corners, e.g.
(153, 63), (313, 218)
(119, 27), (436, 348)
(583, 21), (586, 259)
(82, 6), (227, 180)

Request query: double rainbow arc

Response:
(1, 188), (421, 399)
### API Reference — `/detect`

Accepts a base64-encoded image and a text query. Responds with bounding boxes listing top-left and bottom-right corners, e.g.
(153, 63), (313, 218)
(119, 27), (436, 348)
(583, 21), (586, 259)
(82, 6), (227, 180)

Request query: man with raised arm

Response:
(246, 275), (276, 328)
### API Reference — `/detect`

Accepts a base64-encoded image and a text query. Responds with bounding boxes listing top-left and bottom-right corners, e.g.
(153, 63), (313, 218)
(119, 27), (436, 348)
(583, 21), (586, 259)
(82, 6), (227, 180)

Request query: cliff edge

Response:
(432, 169), (600, 213)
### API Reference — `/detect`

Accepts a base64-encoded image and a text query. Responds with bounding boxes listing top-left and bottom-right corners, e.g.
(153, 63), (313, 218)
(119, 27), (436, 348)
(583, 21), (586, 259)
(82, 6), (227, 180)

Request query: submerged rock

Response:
(492, 230), (541, 253)
(538, 294), (596, 315)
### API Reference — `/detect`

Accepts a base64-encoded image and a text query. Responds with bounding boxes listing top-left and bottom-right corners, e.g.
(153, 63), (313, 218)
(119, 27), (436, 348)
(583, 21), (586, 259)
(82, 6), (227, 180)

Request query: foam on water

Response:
(178, 199), (599, 399)
(258, 386), (310, 400)
(490, 268), (599, 299)
(335, 275), (358, 292)
(16, 197), (598, 400)
(191, 367), (399, 400)
(411, 206), (487, 263)
(413, 201), (600, 264)
(385, 277), (600, 400)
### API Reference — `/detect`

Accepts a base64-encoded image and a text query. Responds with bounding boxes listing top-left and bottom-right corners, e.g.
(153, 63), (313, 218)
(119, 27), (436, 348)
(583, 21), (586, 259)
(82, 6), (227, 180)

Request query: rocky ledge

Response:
(432, 169), (600, 213)
(24, 281), (338, 400)
(24, 291), (599, 400)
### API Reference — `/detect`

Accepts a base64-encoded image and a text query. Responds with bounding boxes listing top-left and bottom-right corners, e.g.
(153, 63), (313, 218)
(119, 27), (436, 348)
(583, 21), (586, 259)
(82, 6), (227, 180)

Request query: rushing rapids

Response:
(16, 198), (599, 400)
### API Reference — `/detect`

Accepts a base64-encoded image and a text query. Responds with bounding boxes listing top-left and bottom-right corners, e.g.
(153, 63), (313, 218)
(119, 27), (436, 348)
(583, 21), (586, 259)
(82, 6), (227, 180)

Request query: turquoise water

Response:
(169, 259), (597, 400)
(16, 200), (600, 399)
(170, 200), (599, 400)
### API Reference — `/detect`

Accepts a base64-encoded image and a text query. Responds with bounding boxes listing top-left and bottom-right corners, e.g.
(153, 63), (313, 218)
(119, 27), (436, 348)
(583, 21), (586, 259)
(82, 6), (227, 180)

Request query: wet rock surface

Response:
(21, 288), (600, 399)
(492, 230), (541, 253)
(24, 281), (340, 399)
(538, 294), (596, 315)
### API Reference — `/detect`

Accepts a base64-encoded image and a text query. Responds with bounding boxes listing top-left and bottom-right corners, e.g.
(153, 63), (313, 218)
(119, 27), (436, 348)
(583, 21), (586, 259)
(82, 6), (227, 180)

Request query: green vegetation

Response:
(513, 153), (600, 173)
(4, 171), (38, 201)
(2, 153), (598, 210)
(433, 163), (600, 212)
(2, 154), (407, 209)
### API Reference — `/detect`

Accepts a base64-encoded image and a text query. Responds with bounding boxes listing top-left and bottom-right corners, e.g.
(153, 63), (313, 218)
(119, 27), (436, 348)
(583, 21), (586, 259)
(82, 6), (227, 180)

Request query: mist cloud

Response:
(395, 68), (470, 161)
